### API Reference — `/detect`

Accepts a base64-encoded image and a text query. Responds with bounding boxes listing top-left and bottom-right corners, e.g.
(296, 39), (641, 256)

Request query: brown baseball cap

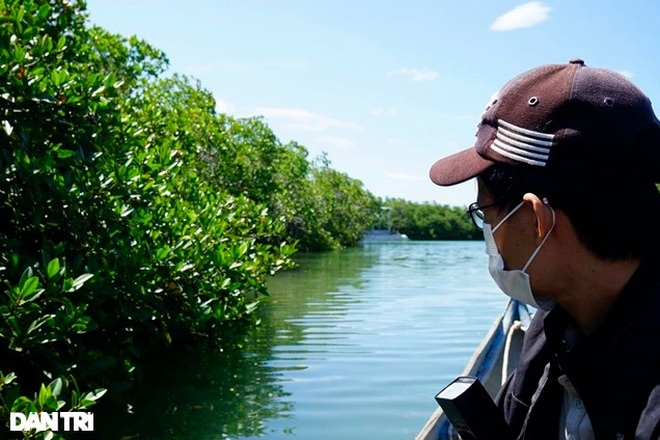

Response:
(429, 59), (660, 186)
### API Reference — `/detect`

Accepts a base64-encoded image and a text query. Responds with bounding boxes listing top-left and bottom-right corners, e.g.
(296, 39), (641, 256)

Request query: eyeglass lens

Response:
(467, 203), (485, 230)
(472, 209), (484, 229)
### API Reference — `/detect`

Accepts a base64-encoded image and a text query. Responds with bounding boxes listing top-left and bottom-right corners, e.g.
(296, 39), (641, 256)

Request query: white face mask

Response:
(483, 200), (556, 311)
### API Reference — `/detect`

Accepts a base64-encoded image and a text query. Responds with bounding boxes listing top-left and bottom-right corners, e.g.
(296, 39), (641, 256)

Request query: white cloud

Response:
(617, 70), (634, 79)
(215, 98), (235, 114)
(254, 107), (361, 132)
(316, 136), (355, 150)
(389, 67), (439, 82)
(490, 2), (551, 31)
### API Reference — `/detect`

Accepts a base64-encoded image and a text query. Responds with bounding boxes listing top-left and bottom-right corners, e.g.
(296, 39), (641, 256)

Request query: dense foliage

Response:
(0, 0), (378, 437)
(383, 199), (481, 240)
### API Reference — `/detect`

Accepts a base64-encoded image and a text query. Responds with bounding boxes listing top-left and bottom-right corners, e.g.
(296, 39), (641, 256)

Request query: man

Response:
(428, 59), (660, 439)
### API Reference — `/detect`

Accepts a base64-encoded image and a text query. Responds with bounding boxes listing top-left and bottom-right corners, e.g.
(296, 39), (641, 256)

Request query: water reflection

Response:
(102, 242), (507, 439)
(100, 335), (291, 439)
(101, 248), (380, 439)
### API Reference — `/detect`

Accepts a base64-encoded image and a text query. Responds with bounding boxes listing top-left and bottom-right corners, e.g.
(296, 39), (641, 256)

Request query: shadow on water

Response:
(98, 338), (291, 440)
(98, 247), (380, 439)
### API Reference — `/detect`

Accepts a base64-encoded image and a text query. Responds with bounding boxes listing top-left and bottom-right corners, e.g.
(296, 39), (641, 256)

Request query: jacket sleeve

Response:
(636, 384), (660, 440)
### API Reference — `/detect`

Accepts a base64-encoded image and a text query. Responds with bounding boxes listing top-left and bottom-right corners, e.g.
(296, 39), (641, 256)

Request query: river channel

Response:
(108, 241), (510, 439)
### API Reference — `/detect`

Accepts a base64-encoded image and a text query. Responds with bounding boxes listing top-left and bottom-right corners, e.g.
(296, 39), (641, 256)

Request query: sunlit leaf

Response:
(47, 258), (60, 279)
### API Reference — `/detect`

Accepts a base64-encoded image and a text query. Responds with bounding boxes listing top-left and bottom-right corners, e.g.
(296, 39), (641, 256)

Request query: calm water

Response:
(109, 241), (509, 439)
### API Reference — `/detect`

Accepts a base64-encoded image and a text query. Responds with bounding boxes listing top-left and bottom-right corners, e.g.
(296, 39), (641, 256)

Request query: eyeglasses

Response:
(466, 202), (500, 230)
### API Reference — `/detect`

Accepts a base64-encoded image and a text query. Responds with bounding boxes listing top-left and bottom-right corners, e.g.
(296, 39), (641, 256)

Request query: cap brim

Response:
(429, 147), (495, 186)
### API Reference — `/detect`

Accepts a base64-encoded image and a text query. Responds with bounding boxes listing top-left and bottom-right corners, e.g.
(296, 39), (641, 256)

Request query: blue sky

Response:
(85, 1), (660, 206)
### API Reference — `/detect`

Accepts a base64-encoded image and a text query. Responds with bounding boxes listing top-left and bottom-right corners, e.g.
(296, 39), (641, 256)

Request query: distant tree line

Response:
(383, 199), (482, 240)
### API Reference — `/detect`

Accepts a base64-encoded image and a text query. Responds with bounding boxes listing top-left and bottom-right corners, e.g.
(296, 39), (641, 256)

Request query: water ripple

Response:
(257, 241), (508, 439)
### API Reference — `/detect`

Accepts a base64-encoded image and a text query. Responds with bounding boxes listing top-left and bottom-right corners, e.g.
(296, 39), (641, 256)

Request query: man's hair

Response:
(480, 164), (660, 261)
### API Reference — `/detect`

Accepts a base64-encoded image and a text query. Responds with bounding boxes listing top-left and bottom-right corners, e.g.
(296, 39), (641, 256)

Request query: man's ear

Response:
(523, 193), (554, 245)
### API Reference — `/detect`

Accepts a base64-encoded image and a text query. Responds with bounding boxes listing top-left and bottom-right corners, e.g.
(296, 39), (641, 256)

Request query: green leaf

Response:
(47, 258), (60, 279)
(63, 277), (73, 292)
(91, 85), (105, 97)
(2, 120), (13, 136)
(156, 247), (169, 260)
(71, 390), (79, 408)
(18, 267), (33, 290)
(67, 273), (93, 292)
(49, 378), (63, 397)
(36, 4), (50, 20)
(87, 388), (107, 400)
(56, 35), (66, 50)
(120, 205), (134, 217)
(4, 285), (17, 303)
(39, 383), (51, 406)
(43, 395), (60, 411)
(11, 396), (37, 413)
(21, 287), (44, 304)
(26, 314), (53, 335)
(80, 399), (95, 408)
(0, 371), (17, 386)
(19, 276), (39, 298)
(57, 149), (74, 159)
(51, 68), (62, 86)
(80, 388), (107, 408)
(245, 301), (260, 314)
(4, 384), (21, 410)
